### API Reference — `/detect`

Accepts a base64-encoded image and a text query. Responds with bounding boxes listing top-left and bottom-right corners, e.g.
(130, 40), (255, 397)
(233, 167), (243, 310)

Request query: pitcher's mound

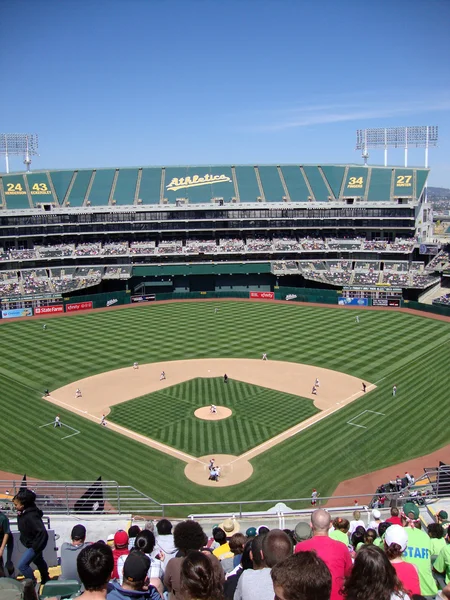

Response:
(185, 454), (253, 487)
(194, 406), (232, 420)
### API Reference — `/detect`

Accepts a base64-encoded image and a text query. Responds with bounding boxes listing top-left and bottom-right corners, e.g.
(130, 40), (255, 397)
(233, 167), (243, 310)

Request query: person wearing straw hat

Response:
(212, 519), (240, 560)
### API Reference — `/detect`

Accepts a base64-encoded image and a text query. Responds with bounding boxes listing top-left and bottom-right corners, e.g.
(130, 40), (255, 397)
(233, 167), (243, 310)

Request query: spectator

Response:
(155, 519), (177, 569)
(118, 531), (164, 597)
(436, 510), (449, 528)
(220, 533), (246, 573)
(368, 508), (382, 531)
(295, 509), (352, 600)
(433, 527), (450, 587)
(293, 522), (312, 544)
(112, 530), (130, 580)
(342, 545), (409, 599)
(384, 524), (420, 597)
(61, 524), (91, 583)
(374, 521), (392, 548)
(128, 526), (141, 551)
(0, 508), (12, 577)
(13, 489), (49, 585)
(107, 551), (161, 600)
(364, 528), (378, 546)
(213, 519), (240, 561)
(77, 542), (114, 600)
(428, 523), (446, 557)
(349, 510), (365, 535)
(401, 502), (437, 598)
(224, 539), (252, 600)
(234, 530), (292, 600)
(350, 526), (366, 553)
(271, 551), (332, 600)
(164, 520), (223, 600)
(180, 550), (223, 600)
(329, 518), (350, 546)
(387, 507), (403, 526)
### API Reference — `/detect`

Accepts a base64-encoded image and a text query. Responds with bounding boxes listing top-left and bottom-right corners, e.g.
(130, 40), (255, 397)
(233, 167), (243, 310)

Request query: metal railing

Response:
(0, 468), (444, 518)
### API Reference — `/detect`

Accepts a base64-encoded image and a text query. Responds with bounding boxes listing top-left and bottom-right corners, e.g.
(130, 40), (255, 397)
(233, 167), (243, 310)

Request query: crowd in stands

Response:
(21, 270), (52, 295)
(0, 237), (431, 263)
(4, 496), (450, 600)
(103, 243), (129, 256)
(130, 242), (156, 255)
(426, 252), (450, 272)
(433, 293), (450, 306)
(271, 260), (439, 289)
(74, 243), (103, 257)
(104, 267), (132, 279)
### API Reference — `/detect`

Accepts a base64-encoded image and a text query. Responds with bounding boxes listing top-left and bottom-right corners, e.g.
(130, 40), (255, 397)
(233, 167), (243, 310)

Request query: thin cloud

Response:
(248, 97), (450, 132)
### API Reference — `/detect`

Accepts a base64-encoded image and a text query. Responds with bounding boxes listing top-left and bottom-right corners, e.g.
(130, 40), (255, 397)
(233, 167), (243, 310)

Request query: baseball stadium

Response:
(0, 160), (450, 513)
(1, 155), (450, 596)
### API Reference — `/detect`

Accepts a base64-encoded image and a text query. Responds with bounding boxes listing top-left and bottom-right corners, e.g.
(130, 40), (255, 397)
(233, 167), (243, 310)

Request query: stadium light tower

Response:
(0, 133), (39, 173)
(356, 126), (438, 167)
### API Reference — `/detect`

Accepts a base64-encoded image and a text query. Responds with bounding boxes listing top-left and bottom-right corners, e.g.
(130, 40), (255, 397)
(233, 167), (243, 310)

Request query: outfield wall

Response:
(2, 288), (450, 319)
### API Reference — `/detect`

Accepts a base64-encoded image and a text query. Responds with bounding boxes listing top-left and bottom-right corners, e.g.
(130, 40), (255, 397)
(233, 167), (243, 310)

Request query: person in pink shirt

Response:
(384, 524), (420, 597)
(294, 509), (352, 600)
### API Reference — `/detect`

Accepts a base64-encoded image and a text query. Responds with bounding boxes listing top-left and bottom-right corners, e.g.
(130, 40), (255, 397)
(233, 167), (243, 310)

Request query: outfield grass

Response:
(0, 301), (449, 510)
(109, 377), (319, 456)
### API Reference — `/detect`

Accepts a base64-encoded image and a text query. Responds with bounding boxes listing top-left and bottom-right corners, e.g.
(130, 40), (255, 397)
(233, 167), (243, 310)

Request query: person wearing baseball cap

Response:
(107, 551), (161, 600)
(245, 527), (257, 538)
(60, 524), (90, 584)
(112, 530), (130, 580)
(383, 524), (420, 597)
(401, 502), (437, 597)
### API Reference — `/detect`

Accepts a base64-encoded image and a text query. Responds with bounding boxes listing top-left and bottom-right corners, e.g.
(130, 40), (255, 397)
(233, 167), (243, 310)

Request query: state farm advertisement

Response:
(66, 301), (93, 312)
(35, 305), (64, 315)
(249, 291), (274, 300)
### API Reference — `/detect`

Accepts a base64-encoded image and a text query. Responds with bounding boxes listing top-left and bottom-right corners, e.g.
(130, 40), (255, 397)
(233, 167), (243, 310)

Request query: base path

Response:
(48, 359), (374, 487)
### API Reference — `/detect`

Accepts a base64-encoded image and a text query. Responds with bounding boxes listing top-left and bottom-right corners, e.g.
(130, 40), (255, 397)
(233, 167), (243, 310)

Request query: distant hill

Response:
(427, 186), (450, 199)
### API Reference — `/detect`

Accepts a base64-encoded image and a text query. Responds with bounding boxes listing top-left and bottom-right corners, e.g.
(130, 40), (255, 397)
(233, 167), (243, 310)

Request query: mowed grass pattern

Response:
(109, 378), (319, 456)
(0, 301), (449, 508)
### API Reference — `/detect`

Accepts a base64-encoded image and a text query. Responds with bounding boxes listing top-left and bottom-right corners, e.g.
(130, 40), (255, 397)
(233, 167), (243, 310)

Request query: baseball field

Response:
(0, 300), (449, 512)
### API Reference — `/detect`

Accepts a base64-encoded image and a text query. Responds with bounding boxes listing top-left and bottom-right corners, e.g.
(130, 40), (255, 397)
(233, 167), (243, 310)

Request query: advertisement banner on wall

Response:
(66, 301), (93, 312)
(338, 297), (369, 306)
(131, 294), (156, 303)
(249, 291), (274, 300)
(34, 305), (64, 315)
(388, 298), (401, 307)
(372, 299), (389, 306)
(1, 308), (33, 319)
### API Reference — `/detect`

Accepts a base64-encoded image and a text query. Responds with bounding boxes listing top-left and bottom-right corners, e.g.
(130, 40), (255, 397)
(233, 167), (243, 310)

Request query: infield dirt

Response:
(48, 358), (373, 487)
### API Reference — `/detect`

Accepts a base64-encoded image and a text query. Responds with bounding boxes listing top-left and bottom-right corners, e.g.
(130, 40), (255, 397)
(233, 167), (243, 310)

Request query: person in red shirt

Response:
(386, 507), (403, 526)
(112, 530), (129, 580)
(384, 524), (420, 596)
(294, 509), (352, 600)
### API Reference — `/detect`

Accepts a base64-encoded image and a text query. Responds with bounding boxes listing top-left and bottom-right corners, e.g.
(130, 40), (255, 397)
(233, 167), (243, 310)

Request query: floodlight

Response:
(356, 126), (438, 167)
(0, 133), (39, 172)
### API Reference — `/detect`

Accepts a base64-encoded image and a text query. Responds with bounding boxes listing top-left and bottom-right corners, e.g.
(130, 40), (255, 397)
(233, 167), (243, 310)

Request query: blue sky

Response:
(1, 0), (450, 186)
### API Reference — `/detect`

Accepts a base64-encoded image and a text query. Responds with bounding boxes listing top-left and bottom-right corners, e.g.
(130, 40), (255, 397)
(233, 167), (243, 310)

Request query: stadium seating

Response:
(302, 166), (329, 201)
(113, 169), (139, 206)
(88, 169), (116, 206)
(65, 170), (94, 206)
(257, 166), (286, 202)
(234, 166), (261, 203)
